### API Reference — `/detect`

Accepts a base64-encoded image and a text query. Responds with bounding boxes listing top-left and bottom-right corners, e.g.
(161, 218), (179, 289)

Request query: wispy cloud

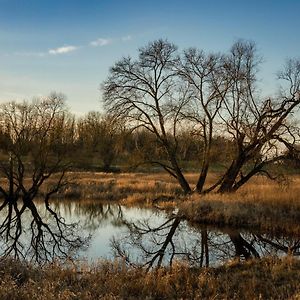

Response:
(13, 35), (132, 58)
(89, 38), (112, 47)
(121, 35), (132, 42)
(48, 45), (78, 55)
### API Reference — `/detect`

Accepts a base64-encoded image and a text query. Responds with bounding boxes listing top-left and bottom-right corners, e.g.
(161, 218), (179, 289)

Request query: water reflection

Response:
(0, 199), (89, 263)
(1, 200), (299, 267)
(109, 209), (300, 269)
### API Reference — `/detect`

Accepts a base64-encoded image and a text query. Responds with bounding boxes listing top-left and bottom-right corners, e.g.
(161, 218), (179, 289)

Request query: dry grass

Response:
(43, 172), (300, 234)
(50, 172), (185, 205)
(0, 256), (299, 299)
(181, 175), (300, 235)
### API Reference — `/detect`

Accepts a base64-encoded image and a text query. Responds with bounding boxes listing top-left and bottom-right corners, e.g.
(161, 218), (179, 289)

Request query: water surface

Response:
(51, 201), (300, 267)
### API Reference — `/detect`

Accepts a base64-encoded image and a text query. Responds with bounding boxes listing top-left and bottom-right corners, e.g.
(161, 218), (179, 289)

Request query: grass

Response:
(0, 256), (300, 300)
(180, 175), (300, 235)
(50, 172), (185, 205)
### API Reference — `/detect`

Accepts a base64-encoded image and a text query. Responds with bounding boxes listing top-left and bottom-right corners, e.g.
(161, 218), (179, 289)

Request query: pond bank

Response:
(1, 256), (299, 299)
(47, 172), (300, 236)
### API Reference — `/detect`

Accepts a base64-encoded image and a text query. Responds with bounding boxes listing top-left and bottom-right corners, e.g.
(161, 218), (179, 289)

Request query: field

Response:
(1, 171), (300, 299)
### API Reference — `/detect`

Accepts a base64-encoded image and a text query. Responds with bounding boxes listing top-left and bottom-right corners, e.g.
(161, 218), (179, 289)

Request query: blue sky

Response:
(0, 0), (299, 115)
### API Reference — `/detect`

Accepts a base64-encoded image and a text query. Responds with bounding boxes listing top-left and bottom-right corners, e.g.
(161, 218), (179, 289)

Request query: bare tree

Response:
(214, 41), (300, 193)
(103, 39), (300, 194)
(0, 93), (84, 262)
(102, 39), (192, 193)
(178, 48), (230, 192)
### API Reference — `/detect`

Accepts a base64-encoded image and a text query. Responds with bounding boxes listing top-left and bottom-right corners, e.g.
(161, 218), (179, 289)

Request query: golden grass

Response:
(181, 175), (300, 235)
(50, 172), (185, 205)
(0, 256), (299, 299)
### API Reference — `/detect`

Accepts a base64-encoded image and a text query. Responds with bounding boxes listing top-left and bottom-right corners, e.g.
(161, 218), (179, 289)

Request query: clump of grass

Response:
(0, 257), (299, 299)
(181, 175), (300, 235)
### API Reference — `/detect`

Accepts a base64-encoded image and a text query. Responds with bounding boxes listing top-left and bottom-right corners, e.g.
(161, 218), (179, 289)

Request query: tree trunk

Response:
(218, 156), (245, 193)
(196, 161), (209, 193)
(168, 150), (191, 194)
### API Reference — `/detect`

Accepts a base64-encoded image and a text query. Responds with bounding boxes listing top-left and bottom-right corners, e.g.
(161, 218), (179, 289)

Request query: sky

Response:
(0, 0), (300, 115)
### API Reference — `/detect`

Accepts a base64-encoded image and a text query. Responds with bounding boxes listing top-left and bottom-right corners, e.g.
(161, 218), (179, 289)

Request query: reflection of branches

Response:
(112, 216), (182, 270)
(111, 213), (300, 270)
(228, 231), (260, 260)
(0, 198), (87, 263)
(254, 235), (300, 256)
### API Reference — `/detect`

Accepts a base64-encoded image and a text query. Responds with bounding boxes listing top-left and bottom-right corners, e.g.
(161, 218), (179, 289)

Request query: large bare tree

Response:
(102, 39), (300, 194)
(214, 41), (300, 193)
(102, 39), (192, 193)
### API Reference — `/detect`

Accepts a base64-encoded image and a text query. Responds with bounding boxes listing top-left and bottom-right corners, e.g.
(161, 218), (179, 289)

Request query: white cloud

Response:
(89, 38), (111, 47)
(48, 45), (78, 55)
(121, 35), (132, 42)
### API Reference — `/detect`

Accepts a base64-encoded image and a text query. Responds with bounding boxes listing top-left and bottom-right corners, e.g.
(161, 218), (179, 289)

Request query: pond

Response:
(1, 200), (300, 267)
(49, 201), (300, 267)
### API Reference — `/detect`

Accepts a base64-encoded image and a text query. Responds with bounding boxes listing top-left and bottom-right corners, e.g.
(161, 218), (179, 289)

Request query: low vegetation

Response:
(43, 172), (300, 236)
(0, 256), (299, 300)
(181, 175), (300, 235)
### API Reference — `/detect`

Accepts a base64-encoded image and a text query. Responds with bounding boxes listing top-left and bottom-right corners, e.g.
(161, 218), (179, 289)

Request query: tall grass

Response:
(48, 172), (184, 205)
(181, 175), (300, 235)
(0, 257), (299, 299)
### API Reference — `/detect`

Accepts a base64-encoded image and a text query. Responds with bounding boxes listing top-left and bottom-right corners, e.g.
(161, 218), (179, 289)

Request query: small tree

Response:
(0, 93), (83, 262)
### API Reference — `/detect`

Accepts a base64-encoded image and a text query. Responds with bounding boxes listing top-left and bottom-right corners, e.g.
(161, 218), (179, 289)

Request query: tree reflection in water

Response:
(6, 199), (298, 267)
(110, 211), (300, 270)
(0, 200), (89, 263)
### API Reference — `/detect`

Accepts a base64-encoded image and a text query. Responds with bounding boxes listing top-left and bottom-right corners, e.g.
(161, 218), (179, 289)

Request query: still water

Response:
(1, 200), (300, 267)
(50, 201), (300, 267)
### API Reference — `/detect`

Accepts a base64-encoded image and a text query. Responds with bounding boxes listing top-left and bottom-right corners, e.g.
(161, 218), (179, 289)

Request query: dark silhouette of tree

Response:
(103, 39), (300, 194)
(0, 94), (85, 263)
(103, 39), (192, 193)
(215, 42), (300, 193)
(178, 48), (230, 192)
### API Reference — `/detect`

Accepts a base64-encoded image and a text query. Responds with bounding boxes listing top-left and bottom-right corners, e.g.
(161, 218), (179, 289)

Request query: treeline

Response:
(75, 111), (237, 172)
(0, 101), (234, 173)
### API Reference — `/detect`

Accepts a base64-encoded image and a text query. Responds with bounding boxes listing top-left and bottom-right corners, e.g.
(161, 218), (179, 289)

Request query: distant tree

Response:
(77, 111), (125, 171)
(0, 93), (83, 262)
